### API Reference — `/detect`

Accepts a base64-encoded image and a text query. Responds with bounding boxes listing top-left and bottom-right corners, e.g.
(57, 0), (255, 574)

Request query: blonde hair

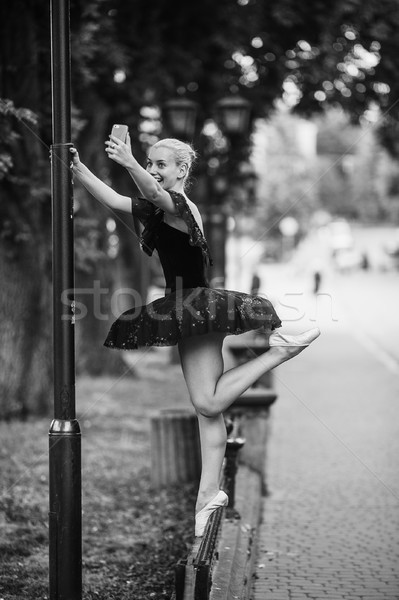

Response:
(152, 138), (198, 189)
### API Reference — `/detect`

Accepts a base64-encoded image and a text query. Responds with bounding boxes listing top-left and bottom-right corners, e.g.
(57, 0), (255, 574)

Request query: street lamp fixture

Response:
(162, 98), (198, 140)
(215, 95), (251, 136)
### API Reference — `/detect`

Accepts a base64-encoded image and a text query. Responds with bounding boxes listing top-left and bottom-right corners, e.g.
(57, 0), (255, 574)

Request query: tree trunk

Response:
(0, 1), (53, 418)
(0, 241), (52, 418)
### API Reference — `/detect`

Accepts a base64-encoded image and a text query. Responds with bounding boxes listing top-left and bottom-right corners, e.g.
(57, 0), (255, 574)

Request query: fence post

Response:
(223, 417), (245, 517)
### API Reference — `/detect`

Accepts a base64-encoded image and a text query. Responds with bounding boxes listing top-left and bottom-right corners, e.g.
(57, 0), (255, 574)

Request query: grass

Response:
(0, 348), (197, 600)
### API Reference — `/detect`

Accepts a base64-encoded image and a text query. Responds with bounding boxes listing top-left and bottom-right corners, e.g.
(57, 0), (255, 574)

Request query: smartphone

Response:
(111, 123), (128, 143)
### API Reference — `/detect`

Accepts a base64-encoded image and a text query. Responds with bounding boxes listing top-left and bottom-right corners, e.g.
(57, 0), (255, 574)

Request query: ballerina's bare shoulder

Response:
(164, 195), (204, 235)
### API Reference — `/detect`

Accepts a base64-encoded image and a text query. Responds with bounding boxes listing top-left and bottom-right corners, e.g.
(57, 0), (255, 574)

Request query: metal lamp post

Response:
(49, 0), (82, 598)
(215, 95), (251, 137)
(162, 98), (198, 140)
(163, 95), (251, 140)
(211, 95), (252, 286)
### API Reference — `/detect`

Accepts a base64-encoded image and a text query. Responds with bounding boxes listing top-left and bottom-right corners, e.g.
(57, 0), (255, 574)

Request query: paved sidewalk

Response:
(251, 327), (399, 600)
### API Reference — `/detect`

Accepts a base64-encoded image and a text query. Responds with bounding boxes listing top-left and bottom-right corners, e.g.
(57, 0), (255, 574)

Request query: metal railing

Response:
(172, 415), (246, 600)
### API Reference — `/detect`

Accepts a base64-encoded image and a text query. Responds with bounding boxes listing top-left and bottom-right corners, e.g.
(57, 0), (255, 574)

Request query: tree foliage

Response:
(253, 113), (319, 243)
(1, 0), (399, 415)
(2, 0), (399, 241)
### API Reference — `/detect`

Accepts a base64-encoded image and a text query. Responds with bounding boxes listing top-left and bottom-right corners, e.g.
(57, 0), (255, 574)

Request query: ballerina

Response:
(70, 133), (320, 537)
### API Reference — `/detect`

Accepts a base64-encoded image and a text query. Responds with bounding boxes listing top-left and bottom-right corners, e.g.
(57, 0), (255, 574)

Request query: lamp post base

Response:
(49, 419), (82, 600)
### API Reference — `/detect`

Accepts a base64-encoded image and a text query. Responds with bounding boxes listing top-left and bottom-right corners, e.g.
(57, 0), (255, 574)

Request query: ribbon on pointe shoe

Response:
(195, 490), (228, 537)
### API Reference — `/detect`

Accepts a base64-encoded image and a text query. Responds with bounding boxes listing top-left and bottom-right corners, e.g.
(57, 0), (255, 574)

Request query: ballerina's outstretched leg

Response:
(178, 327), (320, 536)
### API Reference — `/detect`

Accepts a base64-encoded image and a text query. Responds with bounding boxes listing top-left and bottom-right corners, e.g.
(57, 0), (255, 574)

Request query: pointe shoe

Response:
(195, 490), (228, 537)
(269, 327), (321, 347)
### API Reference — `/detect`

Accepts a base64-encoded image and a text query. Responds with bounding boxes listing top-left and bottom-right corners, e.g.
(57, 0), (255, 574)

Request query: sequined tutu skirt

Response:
(104, 287), (281, 350)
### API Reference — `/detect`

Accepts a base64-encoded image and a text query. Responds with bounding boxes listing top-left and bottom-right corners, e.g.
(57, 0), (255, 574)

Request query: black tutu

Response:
(103, 191), (282, 351)
(104, 286), (282, 350)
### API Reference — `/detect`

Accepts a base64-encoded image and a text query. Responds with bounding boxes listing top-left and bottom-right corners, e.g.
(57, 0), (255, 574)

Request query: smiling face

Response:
(146, 146), (187, 190)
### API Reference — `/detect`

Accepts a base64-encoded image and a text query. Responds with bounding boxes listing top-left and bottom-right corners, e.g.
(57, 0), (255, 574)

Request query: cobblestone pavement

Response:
(251, 326), (399, 600)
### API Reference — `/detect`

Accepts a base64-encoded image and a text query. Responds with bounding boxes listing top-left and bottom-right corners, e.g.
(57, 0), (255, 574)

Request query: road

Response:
(249, 232), (399, 599)
(226, 225), (399, 372)
(251, 320), (399, 600)
(254, 261), (399, 376)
